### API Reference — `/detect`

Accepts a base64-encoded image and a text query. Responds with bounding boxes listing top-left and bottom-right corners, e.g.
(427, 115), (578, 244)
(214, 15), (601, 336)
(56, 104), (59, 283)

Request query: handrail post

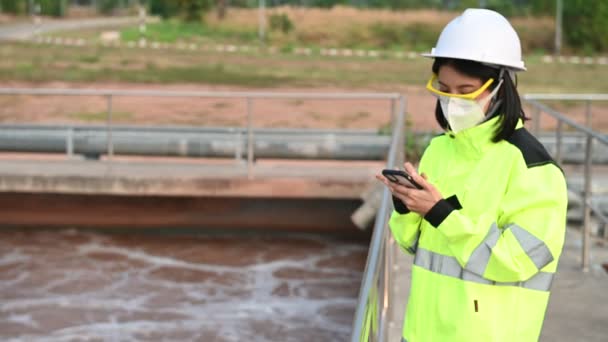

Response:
(585, 100), (592, 127)
(106, 94), (113, 161)
(66, 127), (74, 158)
(247, 98), (254, 179)
(383, 98), (397, 340)
(235, 132), (243, 162)
(397, 96), (406, 167)
(381, 95), (406, 341)
(582, 133), (592, 272)
(390, 98), (396, 130)
(350, 95), (406, 342)
(381, 226), (393, 340)
(555, 120), (563, 165)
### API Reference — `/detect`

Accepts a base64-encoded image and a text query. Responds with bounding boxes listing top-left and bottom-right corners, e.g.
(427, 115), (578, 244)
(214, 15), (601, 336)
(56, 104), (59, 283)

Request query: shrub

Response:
(149, 0), (210, 21)
(0, 0), (26, 14)
(176, 0), (210, 21)
(269, 13), (294, 34)
(97, 0), (121, 15)
(39, 0), (68, 17)
(369, 22), (440, 50)
(514, 23), (554, 54)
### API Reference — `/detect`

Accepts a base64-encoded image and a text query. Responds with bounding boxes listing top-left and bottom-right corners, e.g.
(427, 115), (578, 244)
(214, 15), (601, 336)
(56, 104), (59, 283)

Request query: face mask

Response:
(438, 79), (503, 133)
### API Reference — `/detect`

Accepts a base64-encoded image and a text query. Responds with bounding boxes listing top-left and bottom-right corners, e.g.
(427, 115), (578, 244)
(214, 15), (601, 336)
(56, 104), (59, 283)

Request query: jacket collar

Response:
(446, 116), (524, 157)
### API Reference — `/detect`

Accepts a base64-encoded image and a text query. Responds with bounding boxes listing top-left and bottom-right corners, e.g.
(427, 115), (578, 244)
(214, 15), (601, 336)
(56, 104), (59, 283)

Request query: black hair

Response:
(432, 58), (528, 142)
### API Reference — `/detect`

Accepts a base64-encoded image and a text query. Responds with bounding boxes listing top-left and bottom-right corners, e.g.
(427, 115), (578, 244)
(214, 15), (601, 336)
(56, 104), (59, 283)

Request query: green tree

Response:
(563, 0), (608, 52)
(176, 0), (211, 21)
(148, 0), (210, 21)
(310, 0), (347, 8)
(97, 0), (121, 14)
(39, 0), (68, 17)
(0, 0), (27, 14)
(148, 0), (180, 19)
(529, 0), (555, 16)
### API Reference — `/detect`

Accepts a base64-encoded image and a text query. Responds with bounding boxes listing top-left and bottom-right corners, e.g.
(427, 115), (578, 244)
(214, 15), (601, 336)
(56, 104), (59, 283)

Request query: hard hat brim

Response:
(420, 52), (527, 72)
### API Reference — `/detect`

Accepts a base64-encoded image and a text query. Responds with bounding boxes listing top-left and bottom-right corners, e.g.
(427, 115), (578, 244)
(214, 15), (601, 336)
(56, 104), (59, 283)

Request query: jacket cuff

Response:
(392, 196), (410, 214)
(424, 199), (454, 228)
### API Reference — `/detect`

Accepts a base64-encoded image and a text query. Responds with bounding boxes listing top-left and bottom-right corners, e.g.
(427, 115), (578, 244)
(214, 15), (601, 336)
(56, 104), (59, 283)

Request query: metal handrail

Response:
(0, 88), (401, 99)
(0, 123), (380, 135)
(523, 100), (608, 145)
(0, 86), (405, 340)
(523, 94), (608, 101)
(350, 96), (405, 342)
(0, 87), (401, 179)
(523, 95), (608, 272)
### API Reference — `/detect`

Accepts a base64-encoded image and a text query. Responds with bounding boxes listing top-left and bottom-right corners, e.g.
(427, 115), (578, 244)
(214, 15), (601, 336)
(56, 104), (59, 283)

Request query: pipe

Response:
(0, 127), (391, 160)
(3, 126), (607, 162)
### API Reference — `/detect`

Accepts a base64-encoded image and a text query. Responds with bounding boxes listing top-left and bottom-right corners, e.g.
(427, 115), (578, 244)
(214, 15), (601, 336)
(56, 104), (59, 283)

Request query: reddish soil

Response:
(1, 81), (606, 132)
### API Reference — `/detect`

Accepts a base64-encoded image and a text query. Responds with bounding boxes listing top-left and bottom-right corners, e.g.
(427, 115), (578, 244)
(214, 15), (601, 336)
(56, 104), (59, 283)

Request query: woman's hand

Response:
(376, 162), (443, 216)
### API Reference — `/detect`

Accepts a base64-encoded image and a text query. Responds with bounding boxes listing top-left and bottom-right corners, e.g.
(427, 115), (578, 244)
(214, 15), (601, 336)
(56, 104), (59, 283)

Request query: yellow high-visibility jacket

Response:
(389, 117), (567, 342)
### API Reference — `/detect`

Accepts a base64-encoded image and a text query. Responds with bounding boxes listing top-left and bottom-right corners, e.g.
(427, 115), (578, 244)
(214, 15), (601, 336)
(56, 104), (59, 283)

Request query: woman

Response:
(376, 8), (568, 342)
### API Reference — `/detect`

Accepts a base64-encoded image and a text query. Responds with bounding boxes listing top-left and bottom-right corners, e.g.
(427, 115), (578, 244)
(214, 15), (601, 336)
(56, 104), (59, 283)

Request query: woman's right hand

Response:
(376, 162), (420, 194)
(376, 162), (443, 216)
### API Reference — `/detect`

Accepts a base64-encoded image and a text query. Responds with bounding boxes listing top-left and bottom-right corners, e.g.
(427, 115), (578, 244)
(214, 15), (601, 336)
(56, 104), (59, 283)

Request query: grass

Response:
(79, 54), (101, 64)
(121, 20), (257, 44)
(0, 43), (293, 87)
(307, 112), (322, 121)
(336, 111), (371, 128)
(69, 110), (133, 122)
(212, 101), (232, 109)
(289, 99), (305, 106)
(0, 42), (607, 94)
(203, 6), (455, 51)
(40, 7), (557, 53)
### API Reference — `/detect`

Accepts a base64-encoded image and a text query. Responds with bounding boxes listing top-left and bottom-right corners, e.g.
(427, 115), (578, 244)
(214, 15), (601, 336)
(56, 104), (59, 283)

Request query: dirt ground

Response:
(0, 81), (607, 133)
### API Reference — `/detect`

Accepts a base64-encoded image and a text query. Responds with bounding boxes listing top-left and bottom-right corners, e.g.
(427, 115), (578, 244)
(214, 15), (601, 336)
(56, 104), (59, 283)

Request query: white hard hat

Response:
(422, 8), (526, 71)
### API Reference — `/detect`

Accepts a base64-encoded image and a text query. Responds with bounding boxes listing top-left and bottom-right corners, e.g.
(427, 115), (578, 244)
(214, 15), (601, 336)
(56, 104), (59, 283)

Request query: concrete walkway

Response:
(0, 17), (138, 41)
(387, 223), (608, 342)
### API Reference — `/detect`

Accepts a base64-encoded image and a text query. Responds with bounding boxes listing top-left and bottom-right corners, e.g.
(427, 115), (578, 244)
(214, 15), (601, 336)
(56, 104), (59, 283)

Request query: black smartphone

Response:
(382, 169), (423, 190)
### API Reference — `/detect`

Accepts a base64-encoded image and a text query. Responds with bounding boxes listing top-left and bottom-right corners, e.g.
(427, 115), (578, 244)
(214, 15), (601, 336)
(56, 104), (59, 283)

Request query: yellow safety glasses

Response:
(426, 74), (494, 100)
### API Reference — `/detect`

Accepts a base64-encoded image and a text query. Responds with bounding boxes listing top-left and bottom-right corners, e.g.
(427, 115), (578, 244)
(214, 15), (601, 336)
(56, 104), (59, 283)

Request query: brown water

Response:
(0, 230), (367, 341)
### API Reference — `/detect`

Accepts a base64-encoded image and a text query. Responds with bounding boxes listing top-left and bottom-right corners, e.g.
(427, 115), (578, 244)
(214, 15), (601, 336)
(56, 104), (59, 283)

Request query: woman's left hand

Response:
(378, 162), (444, 216)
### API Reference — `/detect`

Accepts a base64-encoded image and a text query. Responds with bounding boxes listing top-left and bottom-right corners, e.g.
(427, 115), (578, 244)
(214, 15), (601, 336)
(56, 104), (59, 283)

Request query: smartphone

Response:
(382, 169), (423, 190)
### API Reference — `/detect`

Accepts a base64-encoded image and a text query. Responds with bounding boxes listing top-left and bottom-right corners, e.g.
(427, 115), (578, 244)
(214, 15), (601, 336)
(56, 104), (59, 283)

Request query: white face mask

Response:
(438, 80), (503, 133)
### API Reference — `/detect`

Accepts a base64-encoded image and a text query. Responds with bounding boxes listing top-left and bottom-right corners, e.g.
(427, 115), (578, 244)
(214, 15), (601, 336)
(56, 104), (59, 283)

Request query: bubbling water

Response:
(0, 230), (367, 341)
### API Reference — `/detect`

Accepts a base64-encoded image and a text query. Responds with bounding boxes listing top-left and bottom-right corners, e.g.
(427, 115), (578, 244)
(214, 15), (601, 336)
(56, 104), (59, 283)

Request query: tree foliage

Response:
(96, 0), (122, 15)
(148, 0), (211, 21)
(39, 0), (68, 17)
(0, 0), (27, 14)
(0, 0), (67, 16)
(563, 0), (608, 52)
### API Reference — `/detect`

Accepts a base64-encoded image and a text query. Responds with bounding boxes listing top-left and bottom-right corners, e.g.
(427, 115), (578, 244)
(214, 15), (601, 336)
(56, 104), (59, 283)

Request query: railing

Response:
(0, 88), (401, 179)
(523, 94), (608, 271)
(350, 97), (406, 341)
(0, 87), (406, 340)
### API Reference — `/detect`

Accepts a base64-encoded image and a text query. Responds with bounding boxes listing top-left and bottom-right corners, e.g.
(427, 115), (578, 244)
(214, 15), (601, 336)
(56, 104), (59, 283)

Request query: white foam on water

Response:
(0, 249), (30, 265)
(0, 230), (365, 341)
(6, 313), (38, 328)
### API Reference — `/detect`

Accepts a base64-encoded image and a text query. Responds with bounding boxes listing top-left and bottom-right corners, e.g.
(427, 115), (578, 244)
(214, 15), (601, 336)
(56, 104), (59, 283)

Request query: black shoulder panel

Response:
(505, 128), (556, 168)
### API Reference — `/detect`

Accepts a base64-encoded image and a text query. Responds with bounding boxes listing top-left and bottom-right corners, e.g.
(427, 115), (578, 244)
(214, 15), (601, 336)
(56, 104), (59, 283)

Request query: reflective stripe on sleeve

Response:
(509, 224), (554, 270)
(464, 223), (554, 276)
(465, 222), (500, 276)
(414, 247), (554, 291)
